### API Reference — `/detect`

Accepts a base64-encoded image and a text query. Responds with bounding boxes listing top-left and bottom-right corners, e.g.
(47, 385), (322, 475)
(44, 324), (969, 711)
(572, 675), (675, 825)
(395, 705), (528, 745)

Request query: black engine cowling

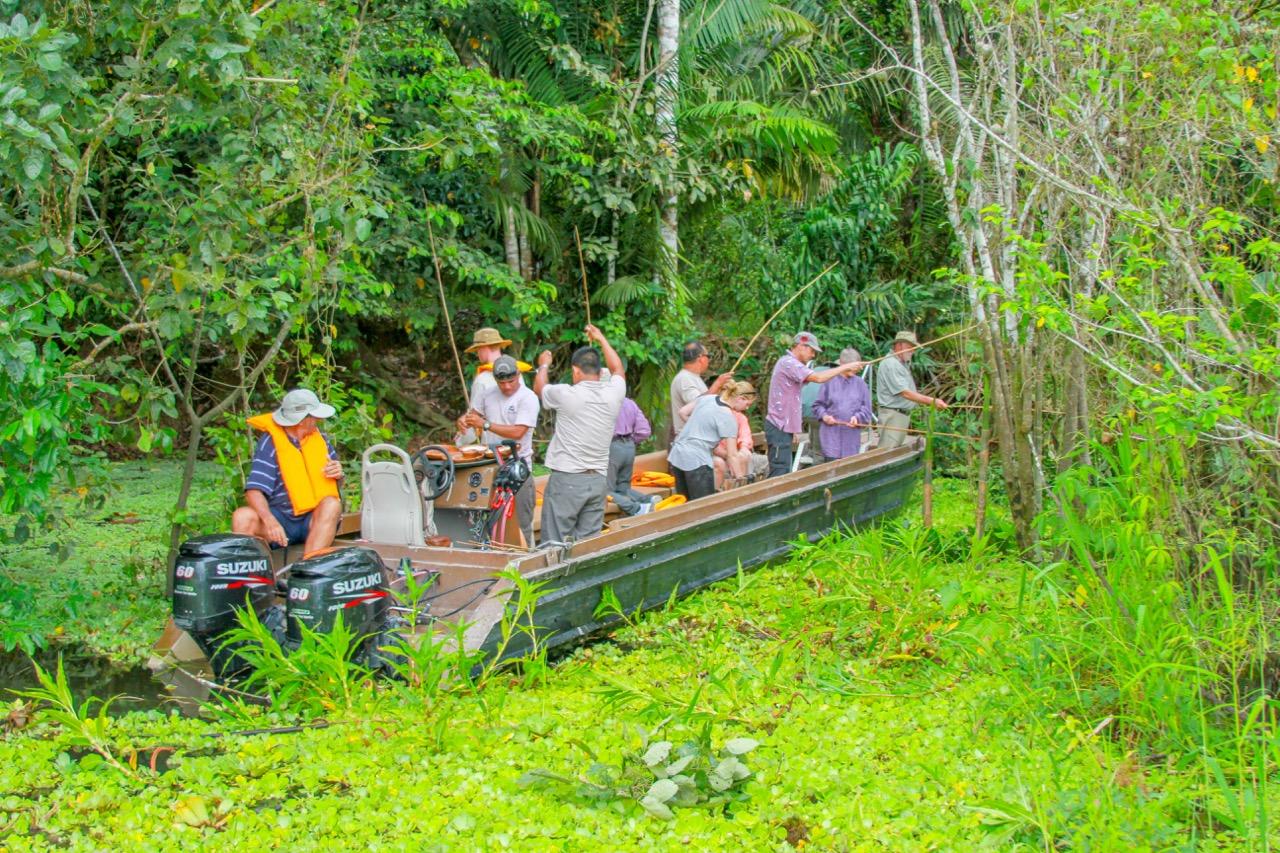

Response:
(284, 546), (390, 650)
(172, 534), (283, 678)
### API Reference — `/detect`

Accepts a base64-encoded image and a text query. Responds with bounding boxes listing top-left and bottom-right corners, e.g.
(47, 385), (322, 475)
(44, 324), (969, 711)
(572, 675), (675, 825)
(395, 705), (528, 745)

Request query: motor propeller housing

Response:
(171, 534), (284, 678)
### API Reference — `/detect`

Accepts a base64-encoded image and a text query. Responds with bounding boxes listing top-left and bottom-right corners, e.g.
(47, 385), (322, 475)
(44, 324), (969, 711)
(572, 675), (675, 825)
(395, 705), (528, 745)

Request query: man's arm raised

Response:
(586, 324), (623, 379)
(533, 350), (553, 397)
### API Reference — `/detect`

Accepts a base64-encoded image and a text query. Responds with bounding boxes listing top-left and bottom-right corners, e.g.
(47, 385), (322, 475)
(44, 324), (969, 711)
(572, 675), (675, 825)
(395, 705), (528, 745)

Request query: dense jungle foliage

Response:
(4, 0), (1280, 847)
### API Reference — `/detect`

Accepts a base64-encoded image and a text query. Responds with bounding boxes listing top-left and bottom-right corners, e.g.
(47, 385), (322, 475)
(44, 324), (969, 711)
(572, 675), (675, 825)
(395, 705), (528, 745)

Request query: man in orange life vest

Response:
(232, 389), (343, 554)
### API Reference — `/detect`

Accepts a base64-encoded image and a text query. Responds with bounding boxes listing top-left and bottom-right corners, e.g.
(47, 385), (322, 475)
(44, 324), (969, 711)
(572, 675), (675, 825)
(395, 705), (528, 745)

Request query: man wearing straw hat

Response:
(464, 326), (513, 402)
(875, 330), (949, 450)
(457, 327), (523, 443)
(764, 332), (861, 478)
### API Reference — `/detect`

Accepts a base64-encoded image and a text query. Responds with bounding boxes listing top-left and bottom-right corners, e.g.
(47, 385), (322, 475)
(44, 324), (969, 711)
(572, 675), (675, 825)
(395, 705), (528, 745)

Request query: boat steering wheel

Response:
(410, 446), (455, 501)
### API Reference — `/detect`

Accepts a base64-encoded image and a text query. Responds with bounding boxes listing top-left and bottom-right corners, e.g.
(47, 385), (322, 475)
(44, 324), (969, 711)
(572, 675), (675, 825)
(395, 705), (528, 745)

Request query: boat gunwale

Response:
(523, 439), (924, 576)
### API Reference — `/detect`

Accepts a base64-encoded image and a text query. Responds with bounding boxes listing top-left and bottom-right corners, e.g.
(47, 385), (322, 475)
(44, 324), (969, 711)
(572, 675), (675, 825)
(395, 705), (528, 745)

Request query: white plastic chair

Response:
(792, 435), (814, 472)
(360, 444), (433, 546)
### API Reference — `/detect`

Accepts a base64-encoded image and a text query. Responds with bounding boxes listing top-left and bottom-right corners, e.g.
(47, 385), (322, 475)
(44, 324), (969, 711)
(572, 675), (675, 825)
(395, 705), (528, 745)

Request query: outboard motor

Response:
(172, 534), (284, 679)
(284, 546), (390, 657)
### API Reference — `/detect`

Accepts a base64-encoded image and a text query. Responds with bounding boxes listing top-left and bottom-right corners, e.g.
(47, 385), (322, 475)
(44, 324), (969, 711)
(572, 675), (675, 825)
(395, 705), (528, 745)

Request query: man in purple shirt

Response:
(607, 397), (656, 516)
(764, 331), (862, 477)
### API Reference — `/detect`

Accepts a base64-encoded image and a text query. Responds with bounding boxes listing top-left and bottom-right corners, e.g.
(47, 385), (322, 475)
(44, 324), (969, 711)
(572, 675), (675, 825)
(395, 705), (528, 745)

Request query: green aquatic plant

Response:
(475, 567), (555, 690)
(519, 730), (759, 820)
(214, 607), (376, 718)
(8, 656), (136, 778)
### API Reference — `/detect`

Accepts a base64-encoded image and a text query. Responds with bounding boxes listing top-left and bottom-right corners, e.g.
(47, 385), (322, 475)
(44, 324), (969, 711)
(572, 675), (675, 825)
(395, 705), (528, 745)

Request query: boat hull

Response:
(464, 441), (923, 659)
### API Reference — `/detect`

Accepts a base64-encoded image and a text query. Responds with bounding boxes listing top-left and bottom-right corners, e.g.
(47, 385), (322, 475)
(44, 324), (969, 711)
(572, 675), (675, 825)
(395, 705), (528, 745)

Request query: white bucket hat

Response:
(272, 389), (336, 426)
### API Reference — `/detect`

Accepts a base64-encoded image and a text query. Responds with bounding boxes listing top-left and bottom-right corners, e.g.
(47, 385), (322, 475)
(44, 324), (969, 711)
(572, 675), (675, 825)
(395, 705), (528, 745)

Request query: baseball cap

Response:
(793, 331), (822, 352)
(272, 389), (336, 426)
(492, 355), (519, 380)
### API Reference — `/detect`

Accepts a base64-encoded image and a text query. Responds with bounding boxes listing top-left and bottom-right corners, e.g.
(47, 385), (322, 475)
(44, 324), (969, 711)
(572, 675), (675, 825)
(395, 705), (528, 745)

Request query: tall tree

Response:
(655, 0), (680, 287)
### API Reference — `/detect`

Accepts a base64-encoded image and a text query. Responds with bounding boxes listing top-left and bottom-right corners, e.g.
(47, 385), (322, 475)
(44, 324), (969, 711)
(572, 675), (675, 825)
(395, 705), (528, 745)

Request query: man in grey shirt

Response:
(875, 330), (949, 449)
(669, 341), (732, 437)
(533, 325), (627, 544)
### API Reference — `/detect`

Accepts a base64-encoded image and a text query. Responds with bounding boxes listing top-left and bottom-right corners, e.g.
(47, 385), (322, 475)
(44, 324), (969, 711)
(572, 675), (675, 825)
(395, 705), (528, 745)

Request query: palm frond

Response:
(594, 274), (661, 309)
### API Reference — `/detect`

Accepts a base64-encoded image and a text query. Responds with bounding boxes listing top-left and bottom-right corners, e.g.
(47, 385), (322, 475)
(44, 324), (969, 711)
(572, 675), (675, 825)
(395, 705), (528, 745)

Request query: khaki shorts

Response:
(877, 408), (912, 449)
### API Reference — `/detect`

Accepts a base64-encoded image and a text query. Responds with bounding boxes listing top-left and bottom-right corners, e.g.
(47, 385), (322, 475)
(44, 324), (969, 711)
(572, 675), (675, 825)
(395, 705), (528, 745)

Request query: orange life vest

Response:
(476, 360), (533, 374)
(247, 414), (339, 516)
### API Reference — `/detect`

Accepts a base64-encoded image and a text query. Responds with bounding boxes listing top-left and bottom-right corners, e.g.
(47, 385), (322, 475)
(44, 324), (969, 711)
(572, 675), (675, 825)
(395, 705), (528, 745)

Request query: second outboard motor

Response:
(172, 534), (284, 679)
(284, 546), (390, 655)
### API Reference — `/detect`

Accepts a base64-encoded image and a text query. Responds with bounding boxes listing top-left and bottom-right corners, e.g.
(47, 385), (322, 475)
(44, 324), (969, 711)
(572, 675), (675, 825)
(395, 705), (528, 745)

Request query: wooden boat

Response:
(150, 438), (923, 680)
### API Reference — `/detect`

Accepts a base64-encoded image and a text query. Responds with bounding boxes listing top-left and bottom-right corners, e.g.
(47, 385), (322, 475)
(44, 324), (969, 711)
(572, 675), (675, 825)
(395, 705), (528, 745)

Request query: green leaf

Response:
(641, 741), (671, 767)
(645, 778), (678, 803)
(723, 737), (758, 755)
(665, 754), (695, 776)
(23, 154), (44, 181)
(173, 796), (210, 827)
(355, 217), (372, 241)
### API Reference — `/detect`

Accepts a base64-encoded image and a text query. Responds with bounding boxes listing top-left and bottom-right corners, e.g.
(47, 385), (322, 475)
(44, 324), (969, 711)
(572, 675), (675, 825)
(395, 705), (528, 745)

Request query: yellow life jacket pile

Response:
(631, 471), (676, 488)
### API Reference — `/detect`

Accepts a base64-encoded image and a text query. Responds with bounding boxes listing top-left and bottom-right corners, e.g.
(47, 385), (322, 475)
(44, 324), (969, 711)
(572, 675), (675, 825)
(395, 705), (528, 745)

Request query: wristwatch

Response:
(483, 420), (491, 432)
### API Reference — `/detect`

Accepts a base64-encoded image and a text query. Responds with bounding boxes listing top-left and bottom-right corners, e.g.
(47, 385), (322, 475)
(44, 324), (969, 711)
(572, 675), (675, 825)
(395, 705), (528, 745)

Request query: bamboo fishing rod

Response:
(573, 225), (592, 329)
(427, 218), (470, 408)
(857, 323), (978, 368)
(847, 421), (980, 443)
(728, 262), (839, 375)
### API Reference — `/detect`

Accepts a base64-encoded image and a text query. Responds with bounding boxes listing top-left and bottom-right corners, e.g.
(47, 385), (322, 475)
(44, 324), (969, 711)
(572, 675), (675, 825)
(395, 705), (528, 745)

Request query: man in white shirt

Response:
(669, 341), (732, 437)
(456, 355), (540, 545)
(533, 325), (626, 544)
(457, 326), (514, 444)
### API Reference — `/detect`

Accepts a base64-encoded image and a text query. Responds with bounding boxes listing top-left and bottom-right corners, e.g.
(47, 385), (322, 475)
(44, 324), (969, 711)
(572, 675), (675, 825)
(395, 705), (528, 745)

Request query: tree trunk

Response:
(166, 423), (204, 595)
(503, 203), (521, 277)
(527, 172), (541, 282)
(655, 0), (679, 288)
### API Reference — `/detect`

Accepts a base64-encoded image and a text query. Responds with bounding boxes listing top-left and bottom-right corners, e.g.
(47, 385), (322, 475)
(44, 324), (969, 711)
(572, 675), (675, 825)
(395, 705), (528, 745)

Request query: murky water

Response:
(0, 644), (192, 716)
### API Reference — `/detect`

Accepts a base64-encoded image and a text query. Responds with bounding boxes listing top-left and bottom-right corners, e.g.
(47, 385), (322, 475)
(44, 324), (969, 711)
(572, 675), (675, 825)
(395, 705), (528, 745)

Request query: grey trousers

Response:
(765, 420), (794, 478)
(515, 476), (535, 547)
(877, 408), (911, 449)
(606, 439), (648, 515)
(541, 470), (606, 545)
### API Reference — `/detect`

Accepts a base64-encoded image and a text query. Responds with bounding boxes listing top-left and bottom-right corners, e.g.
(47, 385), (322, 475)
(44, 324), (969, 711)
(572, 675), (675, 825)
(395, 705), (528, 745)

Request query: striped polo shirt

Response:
(245, 432), (338, 519)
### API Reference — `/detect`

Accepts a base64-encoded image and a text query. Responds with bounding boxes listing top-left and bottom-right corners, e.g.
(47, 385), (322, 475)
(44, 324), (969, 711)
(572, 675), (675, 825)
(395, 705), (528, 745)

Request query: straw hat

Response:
(464, 327), (512, 353)
(892, 330), (921, 347)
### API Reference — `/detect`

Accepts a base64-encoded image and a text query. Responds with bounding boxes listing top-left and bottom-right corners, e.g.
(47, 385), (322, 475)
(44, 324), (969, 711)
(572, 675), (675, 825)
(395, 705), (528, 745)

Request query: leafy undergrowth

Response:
(2, 479), (1269, 849)
(0, 461), (226, 661)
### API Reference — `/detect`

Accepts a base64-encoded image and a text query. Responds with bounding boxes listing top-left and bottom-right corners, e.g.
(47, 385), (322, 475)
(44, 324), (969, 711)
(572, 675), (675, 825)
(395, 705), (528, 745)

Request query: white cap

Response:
(272, 389), (336, 426)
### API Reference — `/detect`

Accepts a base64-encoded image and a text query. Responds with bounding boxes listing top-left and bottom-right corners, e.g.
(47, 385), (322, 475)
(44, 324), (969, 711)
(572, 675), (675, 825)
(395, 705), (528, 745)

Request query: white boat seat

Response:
(793, 436), (814, 472)
(360, 443), (433, 546)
